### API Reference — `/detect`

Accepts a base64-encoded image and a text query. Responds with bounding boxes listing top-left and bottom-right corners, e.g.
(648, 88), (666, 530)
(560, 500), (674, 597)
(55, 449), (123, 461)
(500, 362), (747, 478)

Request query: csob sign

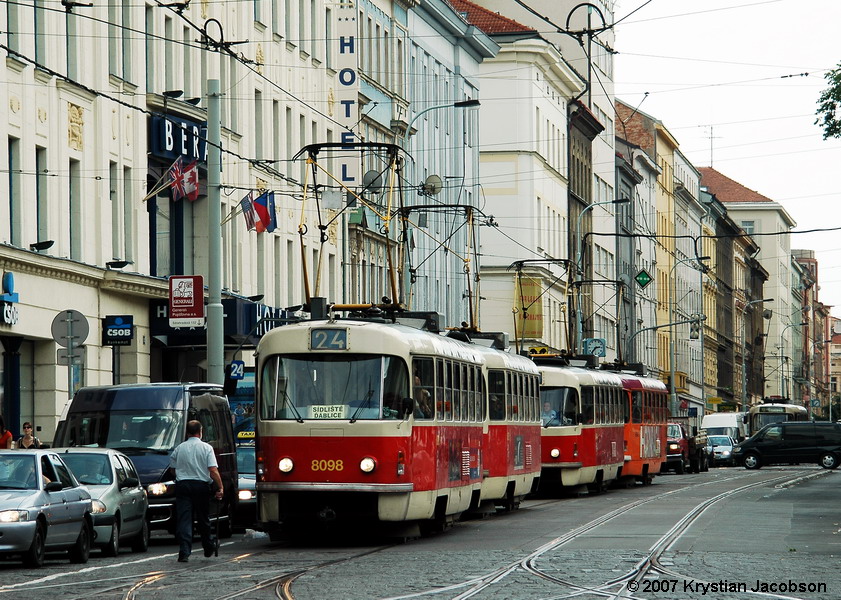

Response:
(169, 275), (205, 327)
(149, 115), (208, 163)
(1, 271), (19, 326)
(102, 315), (135, 346)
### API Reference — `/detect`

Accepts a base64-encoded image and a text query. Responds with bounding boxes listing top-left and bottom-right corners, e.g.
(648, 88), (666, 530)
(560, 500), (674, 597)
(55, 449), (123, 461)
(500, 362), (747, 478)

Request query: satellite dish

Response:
(361, 170), (383, 195)
(421, 174), (443, 196)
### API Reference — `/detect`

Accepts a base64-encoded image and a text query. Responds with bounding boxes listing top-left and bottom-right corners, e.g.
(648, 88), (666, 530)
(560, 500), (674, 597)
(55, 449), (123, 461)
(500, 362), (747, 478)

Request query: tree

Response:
(816, 65), (841, 139)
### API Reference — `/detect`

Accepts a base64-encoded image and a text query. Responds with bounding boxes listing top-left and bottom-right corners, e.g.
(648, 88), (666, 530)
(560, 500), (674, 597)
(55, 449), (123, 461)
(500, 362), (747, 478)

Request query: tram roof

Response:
(537, 365), (627, 387)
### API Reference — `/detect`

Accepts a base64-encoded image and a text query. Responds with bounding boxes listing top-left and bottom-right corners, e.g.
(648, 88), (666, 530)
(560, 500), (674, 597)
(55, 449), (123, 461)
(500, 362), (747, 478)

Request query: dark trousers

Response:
(175, 479), (215, 557)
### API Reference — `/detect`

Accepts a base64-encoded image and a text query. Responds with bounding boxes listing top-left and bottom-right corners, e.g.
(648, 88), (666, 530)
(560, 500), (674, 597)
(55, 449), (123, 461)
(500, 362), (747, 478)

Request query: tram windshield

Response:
(260, 354), (410, 421)
(538, 387), (578, 426)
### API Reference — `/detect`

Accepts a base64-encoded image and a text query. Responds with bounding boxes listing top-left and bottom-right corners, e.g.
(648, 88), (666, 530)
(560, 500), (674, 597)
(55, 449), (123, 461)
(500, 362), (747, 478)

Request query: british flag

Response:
(169, 156), (200, 202)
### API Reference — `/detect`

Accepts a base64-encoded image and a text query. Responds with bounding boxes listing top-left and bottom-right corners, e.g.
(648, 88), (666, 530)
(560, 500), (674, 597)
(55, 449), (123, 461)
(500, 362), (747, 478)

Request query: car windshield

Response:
(667, 424), (682, 438)
(55, 409), (184, 452)
(260, 354), (409, 421)
(237, 447), (255, 474)
(708, 436), (732, 446)
(0, 454), (38, 490)
(61, 453), (114, 485)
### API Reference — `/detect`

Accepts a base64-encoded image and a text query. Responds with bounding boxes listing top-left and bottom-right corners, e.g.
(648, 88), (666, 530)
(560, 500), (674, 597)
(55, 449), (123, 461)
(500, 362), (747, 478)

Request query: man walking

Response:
(170, 420), (224, 562)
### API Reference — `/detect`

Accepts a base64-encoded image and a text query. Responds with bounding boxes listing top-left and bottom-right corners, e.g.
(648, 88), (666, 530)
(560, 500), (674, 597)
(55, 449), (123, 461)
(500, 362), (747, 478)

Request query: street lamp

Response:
(668, 255), (709, 415)
(575, 198), (631, 353)
(740, 297), (773, 411)
(403, 99), (480, 147)
(779, 321), (807, 400)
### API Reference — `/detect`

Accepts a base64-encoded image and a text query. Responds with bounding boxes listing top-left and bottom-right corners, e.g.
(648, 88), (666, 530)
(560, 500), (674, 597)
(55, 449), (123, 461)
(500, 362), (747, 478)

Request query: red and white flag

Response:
(169, 156), (200, 202)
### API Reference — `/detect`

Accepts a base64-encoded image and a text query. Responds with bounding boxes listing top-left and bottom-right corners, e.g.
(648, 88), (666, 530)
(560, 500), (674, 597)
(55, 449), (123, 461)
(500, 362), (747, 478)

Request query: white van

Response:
(701, 412), (747, 441)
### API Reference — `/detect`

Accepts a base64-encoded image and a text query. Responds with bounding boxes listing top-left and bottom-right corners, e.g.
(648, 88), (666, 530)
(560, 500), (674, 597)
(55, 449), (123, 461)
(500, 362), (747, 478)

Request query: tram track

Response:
(371, 469), (830, 600)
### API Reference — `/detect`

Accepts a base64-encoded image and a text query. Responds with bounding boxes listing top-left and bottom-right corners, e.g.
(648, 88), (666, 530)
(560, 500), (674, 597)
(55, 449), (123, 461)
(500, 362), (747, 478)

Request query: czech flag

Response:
(253, 191), (277, 233)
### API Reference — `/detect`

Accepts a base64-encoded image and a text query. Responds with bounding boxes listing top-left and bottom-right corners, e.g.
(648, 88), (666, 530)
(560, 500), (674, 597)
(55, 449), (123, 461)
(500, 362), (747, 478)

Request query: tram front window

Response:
(260, 354), (409, 421)
(539, 387), (577, 426)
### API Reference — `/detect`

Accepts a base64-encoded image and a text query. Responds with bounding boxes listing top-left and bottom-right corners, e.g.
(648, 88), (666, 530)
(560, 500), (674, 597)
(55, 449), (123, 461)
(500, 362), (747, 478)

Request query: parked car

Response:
(233, 444), (256, 532)
(0, 449), (93, 567)
(706, 435), (736, 467)
(57, 448), (150, 556)
(732, 421), (841, 469)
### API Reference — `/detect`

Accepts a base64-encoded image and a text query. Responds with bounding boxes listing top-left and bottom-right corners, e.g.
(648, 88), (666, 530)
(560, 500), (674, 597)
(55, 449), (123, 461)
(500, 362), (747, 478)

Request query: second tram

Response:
(745, 403), (808, 437)
(618, 374), (668, 484)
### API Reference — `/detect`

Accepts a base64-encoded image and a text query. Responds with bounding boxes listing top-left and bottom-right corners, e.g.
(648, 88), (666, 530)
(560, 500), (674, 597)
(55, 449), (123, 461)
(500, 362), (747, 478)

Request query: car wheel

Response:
(743, 453), (761, 470)
(102, 521), (120, 557)
(819, 452), (839, 469)
(131, 518), (150, 553)
(69, 520), (91, 564)
(23, 522), (46, 568)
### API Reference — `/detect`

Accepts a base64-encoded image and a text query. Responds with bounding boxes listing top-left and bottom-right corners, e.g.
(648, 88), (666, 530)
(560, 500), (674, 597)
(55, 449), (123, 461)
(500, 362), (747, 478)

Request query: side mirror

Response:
(121, 477), (139, 489)
(401, 398), (414, 418)
(45, 481), (63, 492)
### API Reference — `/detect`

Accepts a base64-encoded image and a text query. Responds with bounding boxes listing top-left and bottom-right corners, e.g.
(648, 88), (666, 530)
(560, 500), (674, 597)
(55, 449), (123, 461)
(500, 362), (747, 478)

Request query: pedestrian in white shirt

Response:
(170, 420), (224, 562)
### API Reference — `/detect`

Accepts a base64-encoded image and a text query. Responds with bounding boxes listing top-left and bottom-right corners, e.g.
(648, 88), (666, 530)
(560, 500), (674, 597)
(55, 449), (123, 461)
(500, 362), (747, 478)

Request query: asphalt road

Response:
(2, 466), (838, 600)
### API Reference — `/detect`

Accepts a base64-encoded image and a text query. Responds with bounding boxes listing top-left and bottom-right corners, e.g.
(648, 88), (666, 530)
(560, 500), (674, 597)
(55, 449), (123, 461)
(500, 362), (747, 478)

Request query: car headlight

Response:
(668, 443), (680, 451)
(91, 499), (107, 514)
(721, 450), (731, 457)
(550, 448), (561, 458)
(0, 510), (29, 523)
(238, 489), (254, 501)
(360, 457), (376, 473)
(278, 457), (294, 473)
(147, 481), (173, 496)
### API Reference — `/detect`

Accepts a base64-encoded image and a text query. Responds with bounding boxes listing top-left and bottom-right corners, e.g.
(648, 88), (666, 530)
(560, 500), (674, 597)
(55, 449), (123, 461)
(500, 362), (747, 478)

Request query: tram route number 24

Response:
(310, 328), (347, 350)
(311, 459), (344, 472)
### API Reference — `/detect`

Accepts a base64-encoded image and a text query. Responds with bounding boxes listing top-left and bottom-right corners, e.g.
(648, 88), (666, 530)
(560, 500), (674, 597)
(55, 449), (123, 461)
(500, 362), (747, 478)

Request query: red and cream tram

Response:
(254, 312), (539, 536)
(618, 374), (668, 484)
(533, 357), (626, 492)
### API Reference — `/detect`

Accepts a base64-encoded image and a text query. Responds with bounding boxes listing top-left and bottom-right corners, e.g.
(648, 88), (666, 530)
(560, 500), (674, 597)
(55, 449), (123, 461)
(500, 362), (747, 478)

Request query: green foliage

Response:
(816, 64), (841, 139)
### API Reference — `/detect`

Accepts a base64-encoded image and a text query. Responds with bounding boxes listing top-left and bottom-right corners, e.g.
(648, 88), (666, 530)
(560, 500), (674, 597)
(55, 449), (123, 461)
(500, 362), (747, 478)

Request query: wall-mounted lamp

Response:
(247, 294), (265, 303)
(185, 97), (201, 106)
(29, 240), (54, 251)
(106, 260), (132, 269)
(162, 89), (184, 113)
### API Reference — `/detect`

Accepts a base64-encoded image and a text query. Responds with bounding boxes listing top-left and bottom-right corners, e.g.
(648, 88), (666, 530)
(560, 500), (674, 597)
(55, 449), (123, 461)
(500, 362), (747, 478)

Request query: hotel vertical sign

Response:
(335, 0), (360, 187)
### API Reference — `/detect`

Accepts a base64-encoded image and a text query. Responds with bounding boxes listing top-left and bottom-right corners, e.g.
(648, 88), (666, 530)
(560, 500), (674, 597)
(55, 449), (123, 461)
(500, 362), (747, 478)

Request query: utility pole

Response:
(207, 79), (224, 385)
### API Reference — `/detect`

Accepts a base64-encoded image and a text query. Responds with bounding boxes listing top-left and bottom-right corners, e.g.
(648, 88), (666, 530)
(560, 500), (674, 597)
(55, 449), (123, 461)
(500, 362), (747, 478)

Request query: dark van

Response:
(52, 383), (238, 535)
(731, 421), (841, 470)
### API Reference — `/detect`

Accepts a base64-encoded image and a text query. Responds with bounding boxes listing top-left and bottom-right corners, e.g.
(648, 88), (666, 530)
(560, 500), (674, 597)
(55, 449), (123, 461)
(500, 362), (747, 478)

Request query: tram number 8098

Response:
(311, 459), (344, 472)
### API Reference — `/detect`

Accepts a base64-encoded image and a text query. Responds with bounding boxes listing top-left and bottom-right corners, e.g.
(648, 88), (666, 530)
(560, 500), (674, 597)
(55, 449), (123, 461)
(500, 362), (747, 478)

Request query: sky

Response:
(612, 0), (841, 319)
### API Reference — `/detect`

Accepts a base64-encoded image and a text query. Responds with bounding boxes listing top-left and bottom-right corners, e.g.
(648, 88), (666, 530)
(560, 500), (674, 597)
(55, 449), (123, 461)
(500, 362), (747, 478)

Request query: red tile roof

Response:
(698, 167), (774, 204)
(447, 0), (535, 34)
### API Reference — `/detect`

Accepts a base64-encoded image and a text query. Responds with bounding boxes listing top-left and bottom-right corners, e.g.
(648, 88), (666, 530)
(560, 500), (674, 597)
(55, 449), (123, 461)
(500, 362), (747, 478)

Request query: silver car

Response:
(0, 449), (93, 567)
(58, 448), (150, 556)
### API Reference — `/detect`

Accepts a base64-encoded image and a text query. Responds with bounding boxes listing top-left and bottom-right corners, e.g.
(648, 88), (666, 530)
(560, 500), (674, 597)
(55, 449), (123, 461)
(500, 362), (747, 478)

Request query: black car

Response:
(731, 421), (841, 470)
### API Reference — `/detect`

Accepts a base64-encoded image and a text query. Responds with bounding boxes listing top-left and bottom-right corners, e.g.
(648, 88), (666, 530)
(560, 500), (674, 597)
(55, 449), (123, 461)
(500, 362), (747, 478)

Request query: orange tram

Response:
(253, 304), (668, 537)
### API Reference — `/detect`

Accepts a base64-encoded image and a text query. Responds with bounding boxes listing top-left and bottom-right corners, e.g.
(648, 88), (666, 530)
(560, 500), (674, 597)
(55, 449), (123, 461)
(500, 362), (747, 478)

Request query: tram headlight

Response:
(360, 457), (377, 473)
(550, 448), (561, 459)
(278, 457), (294, 473)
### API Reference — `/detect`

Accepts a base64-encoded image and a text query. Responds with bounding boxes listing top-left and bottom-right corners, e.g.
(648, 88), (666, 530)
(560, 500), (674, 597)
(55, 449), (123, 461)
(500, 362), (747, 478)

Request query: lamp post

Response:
(575, 198), (631, 353)
(403, 99), (480, 148)
(779, 321), (807, 401)
(667, 255), (709, 415)
(740, 297), (773, 411)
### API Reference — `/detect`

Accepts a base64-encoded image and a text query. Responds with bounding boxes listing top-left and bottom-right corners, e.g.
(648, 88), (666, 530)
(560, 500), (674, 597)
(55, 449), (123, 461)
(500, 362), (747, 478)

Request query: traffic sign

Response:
(57, 347), (85, 366)
(229, 360), (246, 380)
(51, 310), (89, 348)
(635, 269), (653, 289)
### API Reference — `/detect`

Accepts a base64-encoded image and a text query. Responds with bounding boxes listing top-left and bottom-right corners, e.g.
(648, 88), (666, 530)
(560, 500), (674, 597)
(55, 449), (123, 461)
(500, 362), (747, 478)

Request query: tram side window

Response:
(505, 373), (514, 420)
(581, 387), (595, 424)
(435, 359), (445, 420)
(466, 365), (476, 422)
(413, 357), (434, 419)
(476, 368), (485, 421)
(444, 361), (454, 421)
(489, 370), (505, 421)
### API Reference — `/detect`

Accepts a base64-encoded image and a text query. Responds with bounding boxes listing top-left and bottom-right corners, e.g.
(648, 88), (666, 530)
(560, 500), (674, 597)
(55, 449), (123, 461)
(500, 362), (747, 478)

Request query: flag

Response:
(239, 192), (257, 232)
(253, 191), (277, 233)
(169, 156), (200, 202)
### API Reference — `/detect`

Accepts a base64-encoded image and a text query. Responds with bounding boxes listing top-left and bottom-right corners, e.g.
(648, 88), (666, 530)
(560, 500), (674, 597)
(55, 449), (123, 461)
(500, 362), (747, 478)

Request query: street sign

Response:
(811, 399), (821, 407)
(169, 275), (205, 327)
(229, 360), (246, 380)
(635, 269), (653, 289)
(57, 347), (85, 366)
(708, 397), (723, 404)
(51, 310), (89, 348)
